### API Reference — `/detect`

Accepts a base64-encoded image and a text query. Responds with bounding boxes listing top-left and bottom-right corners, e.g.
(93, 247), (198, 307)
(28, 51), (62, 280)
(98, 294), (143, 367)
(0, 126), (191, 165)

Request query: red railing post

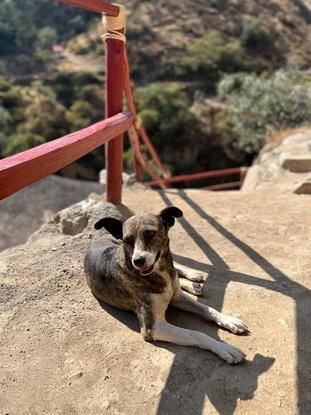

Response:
(103, 5), (126, 203)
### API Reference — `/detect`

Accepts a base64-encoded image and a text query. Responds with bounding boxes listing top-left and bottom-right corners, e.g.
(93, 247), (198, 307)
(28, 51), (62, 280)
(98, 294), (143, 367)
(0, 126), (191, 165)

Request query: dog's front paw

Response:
(184, 270), (206, 282)
(213, 342), (246, 365)
(179, 279), (204, 296)
(216, 315), (250, 335)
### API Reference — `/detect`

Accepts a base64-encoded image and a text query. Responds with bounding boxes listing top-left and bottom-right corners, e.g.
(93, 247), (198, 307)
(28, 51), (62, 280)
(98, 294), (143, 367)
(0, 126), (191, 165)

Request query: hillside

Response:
(1, 0), (311, 78)
(122, 0), (311, 80)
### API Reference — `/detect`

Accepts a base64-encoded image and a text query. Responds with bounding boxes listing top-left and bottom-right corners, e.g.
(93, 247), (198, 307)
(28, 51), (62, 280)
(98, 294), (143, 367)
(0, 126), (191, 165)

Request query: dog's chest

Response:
(149, 270), (177, 321)
(155, 269), (175, 301)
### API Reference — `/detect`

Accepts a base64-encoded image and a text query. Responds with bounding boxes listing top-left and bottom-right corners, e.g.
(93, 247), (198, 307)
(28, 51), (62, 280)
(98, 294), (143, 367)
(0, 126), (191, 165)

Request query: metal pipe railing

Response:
(144, 167), (245, 187)
(57, 0), (119, 15)
(0, 113), (133, 200)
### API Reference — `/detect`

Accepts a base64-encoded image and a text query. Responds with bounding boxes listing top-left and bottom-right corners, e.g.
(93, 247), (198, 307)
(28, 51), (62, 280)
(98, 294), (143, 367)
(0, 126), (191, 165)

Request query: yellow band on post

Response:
(102, 4), (126, 42)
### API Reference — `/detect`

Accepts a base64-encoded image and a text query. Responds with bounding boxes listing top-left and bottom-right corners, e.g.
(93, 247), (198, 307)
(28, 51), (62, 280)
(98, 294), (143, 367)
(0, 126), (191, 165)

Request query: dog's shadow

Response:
(95, 280), (274, 415)
(95, 296), (140, 333)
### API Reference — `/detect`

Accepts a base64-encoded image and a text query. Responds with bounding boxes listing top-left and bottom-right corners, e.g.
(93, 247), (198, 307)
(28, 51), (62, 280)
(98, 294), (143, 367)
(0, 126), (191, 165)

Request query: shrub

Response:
(217, 70), (311, 154)
(4, 133), (45, 156)
(66, 100), (97, 131)
(134, 83), (203, 174)
(240, 18), (273, 50)
(36, 26), (58, 50)
(19, 83), (68, 139)
(75, 84), (103, 112)
(0, 107), (11, 131)
(173, 31), (245, 83)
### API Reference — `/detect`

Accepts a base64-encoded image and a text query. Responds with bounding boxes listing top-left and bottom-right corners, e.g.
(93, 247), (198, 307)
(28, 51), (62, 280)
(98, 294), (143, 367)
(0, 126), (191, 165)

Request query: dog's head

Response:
(94, 206), (183, 276)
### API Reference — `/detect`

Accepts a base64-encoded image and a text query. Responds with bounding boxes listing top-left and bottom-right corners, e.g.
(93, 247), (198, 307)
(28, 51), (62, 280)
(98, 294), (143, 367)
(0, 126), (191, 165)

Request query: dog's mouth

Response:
(139, 264), (154, 276)
(137, 251), (161, 276)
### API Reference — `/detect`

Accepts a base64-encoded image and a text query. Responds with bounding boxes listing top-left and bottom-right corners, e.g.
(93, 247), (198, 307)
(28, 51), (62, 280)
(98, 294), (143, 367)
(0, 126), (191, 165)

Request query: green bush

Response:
(18, 83), (68, 139)
(171, 31), (245, 83)
(135, 83), (203, 174)
(66, 100), (97, 131)
(240, 18), (273, 50)
(217, 70), (311, 154)
(36, 26), (57, 50)
(0, 107), (11, 131)
(4, 133), (45, 156)
(75, 84), (103, 112)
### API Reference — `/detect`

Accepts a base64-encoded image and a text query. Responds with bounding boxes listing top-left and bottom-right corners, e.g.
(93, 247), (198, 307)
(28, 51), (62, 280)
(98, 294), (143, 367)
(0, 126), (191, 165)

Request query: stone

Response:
(294, 176), (311, 194)
(281, 154), (311, 172)
(99, 169), (136, 186)
(0, 261), (7, 275)
(68, 371), (83, 381)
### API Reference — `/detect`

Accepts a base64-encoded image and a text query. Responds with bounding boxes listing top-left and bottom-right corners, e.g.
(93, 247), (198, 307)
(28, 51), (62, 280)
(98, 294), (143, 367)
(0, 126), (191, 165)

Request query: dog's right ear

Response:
(94, 217), (123, 240)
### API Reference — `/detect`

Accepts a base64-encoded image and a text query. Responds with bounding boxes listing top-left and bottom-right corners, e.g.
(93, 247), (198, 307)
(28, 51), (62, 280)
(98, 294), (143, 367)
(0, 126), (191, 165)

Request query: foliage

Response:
(0, 0), (94, 74)
(135, 83), (203, 173)
(217, 70), (311, 154)
(66, 100), (96, 131)
(36, 26), (58, 51)
(4, 133), (45, 156)
(167, 31), (245, 86)
(240, 18), (273, 50)
(0, 76), (104, 161)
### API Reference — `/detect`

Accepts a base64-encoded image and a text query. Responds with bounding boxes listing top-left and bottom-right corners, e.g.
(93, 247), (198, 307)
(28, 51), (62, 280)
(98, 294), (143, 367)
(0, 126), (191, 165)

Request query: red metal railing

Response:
(144, 167), (245, 190)
(0, 113), (132, 200)
(57, 0), (119, 14)
(0, 0), (127, 203)
(0, 0), (246, 203)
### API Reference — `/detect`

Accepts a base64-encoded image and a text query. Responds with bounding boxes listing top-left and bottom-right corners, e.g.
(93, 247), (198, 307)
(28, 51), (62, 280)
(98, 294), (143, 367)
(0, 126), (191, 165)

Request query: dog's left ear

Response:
(94, 217), (123, 240)
(159, 206), (183, 228)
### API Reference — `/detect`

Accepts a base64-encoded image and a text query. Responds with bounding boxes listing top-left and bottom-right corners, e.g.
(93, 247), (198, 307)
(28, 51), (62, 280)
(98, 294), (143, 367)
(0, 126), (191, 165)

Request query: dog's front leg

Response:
(174, 262), (206, 282)
(172, 289), (250, 335)
(178, 279), (204, 296)
(152, 320), (245, 364)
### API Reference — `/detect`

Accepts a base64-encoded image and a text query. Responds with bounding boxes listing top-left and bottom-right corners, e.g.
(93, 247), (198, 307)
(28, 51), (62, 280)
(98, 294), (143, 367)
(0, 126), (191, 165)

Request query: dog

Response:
(84, 206), (249, 364)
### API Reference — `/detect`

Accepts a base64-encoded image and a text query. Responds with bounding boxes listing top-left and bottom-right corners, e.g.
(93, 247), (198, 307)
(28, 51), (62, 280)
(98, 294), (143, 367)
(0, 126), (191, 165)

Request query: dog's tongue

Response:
(140, 265), (153, 274)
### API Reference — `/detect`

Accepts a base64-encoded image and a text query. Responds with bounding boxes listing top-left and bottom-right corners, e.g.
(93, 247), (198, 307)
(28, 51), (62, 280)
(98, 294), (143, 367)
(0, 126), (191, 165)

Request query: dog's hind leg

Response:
(174, 262), (206, 282)
(152, 320), (245, 364)
(172, 288), (250, 335)
(179, 278), (203, 296)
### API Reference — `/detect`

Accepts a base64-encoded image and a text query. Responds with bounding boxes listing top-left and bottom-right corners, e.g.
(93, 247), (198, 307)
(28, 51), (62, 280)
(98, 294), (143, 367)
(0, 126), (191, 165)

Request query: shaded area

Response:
(0, 175), (102, 251)
(155, 189), (310, 415)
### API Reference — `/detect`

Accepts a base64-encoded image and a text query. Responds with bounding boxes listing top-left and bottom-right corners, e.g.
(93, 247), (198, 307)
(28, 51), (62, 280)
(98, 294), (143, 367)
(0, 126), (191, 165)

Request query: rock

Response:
(0, 175), (102, 252)
(0, 261), (7, 275)
(281, 154), (311, 172)
(29, 196), (134, 240)
(68, 370), (83, 381)
(294, 176), (311, 194)
(242, 128), (311, 193)
(99, 169), (136, 187)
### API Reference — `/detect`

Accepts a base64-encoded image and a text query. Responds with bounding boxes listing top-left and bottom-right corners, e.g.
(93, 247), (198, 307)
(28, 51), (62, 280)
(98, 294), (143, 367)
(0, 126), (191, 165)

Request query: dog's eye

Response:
(145, 230), (156, 239)
(124, 236), (134, 245)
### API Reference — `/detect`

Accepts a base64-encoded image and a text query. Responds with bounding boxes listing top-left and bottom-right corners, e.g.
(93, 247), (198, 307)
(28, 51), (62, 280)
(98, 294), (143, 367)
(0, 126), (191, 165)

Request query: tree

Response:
(135, 83), (203, 174)
(218, 70), (311, 154)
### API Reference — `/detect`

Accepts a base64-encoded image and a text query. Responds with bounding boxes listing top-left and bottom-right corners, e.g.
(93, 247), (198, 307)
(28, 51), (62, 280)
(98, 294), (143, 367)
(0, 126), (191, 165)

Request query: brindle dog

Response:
(84, 206), (250, 364)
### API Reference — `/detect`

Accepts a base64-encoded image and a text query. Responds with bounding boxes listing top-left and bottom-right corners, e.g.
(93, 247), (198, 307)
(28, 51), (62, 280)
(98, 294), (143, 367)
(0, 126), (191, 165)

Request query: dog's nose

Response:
(133, 256), (145, 268)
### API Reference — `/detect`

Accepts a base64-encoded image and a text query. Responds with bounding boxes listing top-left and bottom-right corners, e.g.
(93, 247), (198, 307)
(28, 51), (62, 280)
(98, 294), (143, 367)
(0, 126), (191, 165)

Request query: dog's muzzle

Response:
(134, 251), (161, 276)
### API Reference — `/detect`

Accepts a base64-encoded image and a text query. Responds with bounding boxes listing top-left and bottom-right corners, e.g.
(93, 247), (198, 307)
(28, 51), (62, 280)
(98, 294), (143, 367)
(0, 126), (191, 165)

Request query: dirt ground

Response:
(1, 187), (310, 415)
